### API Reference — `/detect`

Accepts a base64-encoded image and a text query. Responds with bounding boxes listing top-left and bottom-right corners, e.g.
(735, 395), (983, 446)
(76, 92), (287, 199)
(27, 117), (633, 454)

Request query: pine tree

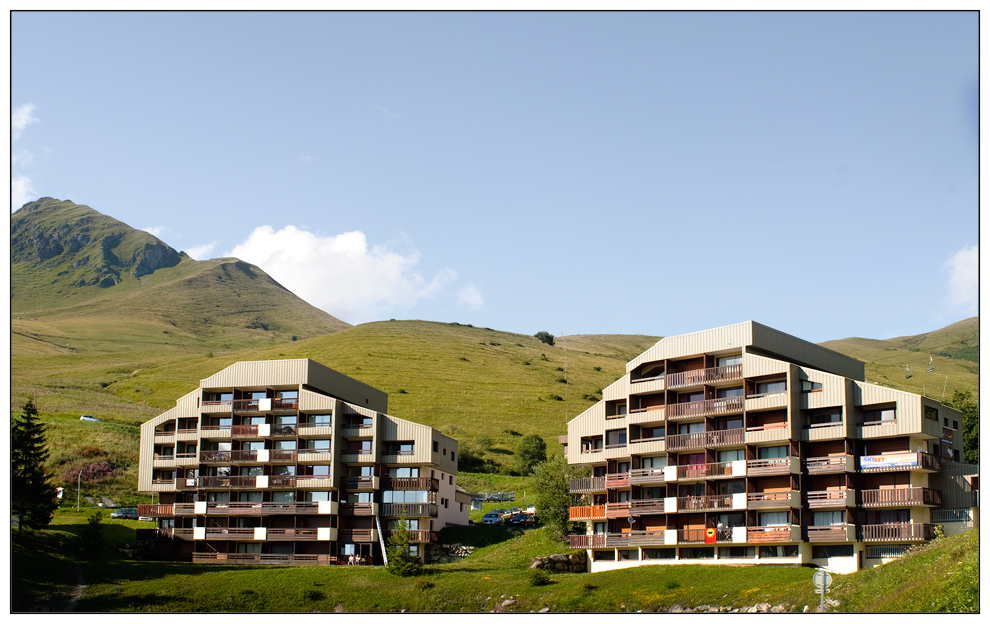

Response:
(12, 399), (58, 532)
(385, 514), (422, 576)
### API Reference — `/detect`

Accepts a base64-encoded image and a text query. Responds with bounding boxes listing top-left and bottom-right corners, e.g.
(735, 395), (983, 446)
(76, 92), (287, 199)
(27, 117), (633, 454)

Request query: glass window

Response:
(678, 422), (705, 434)
(641, 456), (667, 470)
(309, 439), (332, 449)
(719, 546), (755, 558)
(275, 440), (296, 450)
(306, 491), (330, 502)
(237, 543), (262, 554)
(759, 545), (798, 558)
(347, 492), (372, 503)
(679, 547), (715, 559)
(643, 548), (676, 560)
(717, 386), (744, 399)
(309, 413), (332, 424)
(863, 408), (896, 424)
(758, 445), (788, 459)
(605, 429), (627, 447)
(718, 449), (745, 462)
(593, 522), (606, 534)
(813, 545), (853, 558)
(801, 380), (823, 393)
(717, 355), (742, 367)
(813, 511), (844, 526)
(388, 519), (419, 531)
(276, 390), (298, 399)
(924, 405), (939, 421)
(240, 466), (263, 476)
(272, 465), (296, 476)
(806, 409), (842, 428)
(717, 480), (746, 495)
(273, 491), (295, 502)
(759, 512), (788, 526)
(617, 549), (638, 561)
(756, 380), (787, 395)
(310, 465), (330, 476)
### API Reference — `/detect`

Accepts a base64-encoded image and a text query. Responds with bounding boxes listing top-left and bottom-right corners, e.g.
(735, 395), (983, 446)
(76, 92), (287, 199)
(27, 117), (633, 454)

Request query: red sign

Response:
(705, 528), (716, 543)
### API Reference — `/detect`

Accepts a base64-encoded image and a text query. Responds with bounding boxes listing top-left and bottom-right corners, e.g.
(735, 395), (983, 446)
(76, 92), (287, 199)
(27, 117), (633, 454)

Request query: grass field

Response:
(13, 508), (978, 613)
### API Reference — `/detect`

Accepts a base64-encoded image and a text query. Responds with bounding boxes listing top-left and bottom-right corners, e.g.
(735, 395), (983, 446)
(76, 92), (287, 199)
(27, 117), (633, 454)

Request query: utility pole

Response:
(77, 470), (82, 511)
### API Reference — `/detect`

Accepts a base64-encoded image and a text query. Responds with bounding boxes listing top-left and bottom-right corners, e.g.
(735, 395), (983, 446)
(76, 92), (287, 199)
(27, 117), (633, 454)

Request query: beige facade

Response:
(564, 321), (975, 574)
(137, 359), (468, 565)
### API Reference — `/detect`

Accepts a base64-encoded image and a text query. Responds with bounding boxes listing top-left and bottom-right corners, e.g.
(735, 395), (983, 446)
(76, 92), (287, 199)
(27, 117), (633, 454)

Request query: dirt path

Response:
(65, 564), (86, 611)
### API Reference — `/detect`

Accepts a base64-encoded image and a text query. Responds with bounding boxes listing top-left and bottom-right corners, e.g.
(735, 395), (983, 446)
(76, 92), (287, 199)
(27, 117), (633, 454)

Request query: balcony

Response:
(387, 530), (439, 543)
(628, 498), (666, 515)
(226, 398), (299, 412)
(628, 406), (665, 424)
(268, 475), (297, 489)
(628, 468), (666, 487)
(675, 494), (733, 512)
(859, 523), (935, 542)
(746, 456), (797, 476)
(676, 528), (708, 544)
(745, 422), (790, 444)
(342, 424), (374, 438)
(186, 501), (334, 515)
(807, 490), (855, 509)
(198, 475), (258, 489)
(747, 526), (799, 543)
(380, 503), (439, 518)
(382, 477), (440, 491)
(859, 452), (940, 473)
(805, 455), (854, 475)
(232, 424), (269, 438)
(339, 528), (378, 543)
(569, 530), (667, 549)
(570, 476), (606, 493)
(604, 501), (630, 518)
(666, 396), (744, 421)
(342, 476), (377, 491)
(605, 473), (630, 489)
(137, 503), (174, 518)
(666, 364), (742, 390)
(675, 461), (736, 481)
(202, 528), (258, 541)
(859, 487), (942, 508)
(569, 504), (607, 522)
(745, 391), (788, 412)
(200, 450), (262, 464)
(339, 502), (377, 516)
(266, 528), (323, 541)
(666, 428), (744, 451)
(747, 491), (799, 510)
(191, 553), (337, 565)
(199, 425), (232, 440)
(806, 524), (855, 542)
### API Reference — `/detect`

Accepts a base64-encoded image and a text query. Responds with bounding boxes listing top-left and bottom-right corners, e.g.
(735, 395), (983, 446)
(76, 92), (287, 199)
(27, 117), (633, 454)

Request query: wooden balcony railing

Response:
(666, 396), (745, 421)
(746, 457), (793, 476)
(605, 502), (631, 518)
(382, 476), (440, 491)
(380, 503), (438, 518)
(227, 398), (296, 412)
(675, 495), (733, 512)
(805, 525), (851, 542)
(202, 528), (257, 540)
(628, 469), (667, 486)
(807, 490), (854, 508)
(338, 529), (377, 543)
(747, 526), (795, 543)
(200, 450), (254, 463)
(630, 372), (665, 385)
(272, 424), (297, 436)
(271, 449), (298, 462)
(676, 461), (734, 481)
(859, 488), (942, 508)
(805, 455), (853, 475)
(628, 498), (665, 515)
(859, 452), (941, 473)
(269, 475), (297, 488)
(192, 553), (337, 565)
(231, 425), (261, 437)
(569, 530), (667, 549)
(666, 428), (744, 451)
(859, 523), (935, 542)
(297, 420), (333, 430)
(267, 528), (321, 541)
(570, 476), (606, 493)
(569, 504), (607, 522)
(605, 473), (630, 488)
(747, 491), (796, 509)
(386, 530), (439, 543)
(339, 502), (376, 516)
(155, 429), (177, 437)
(666, 364), (742, 389)
(676, 528), (708, 543)
(342, 476), (376, 490)
(137, 503), (173, 517)
(198, 476), (257, 489)
(192, 502), (325, 515)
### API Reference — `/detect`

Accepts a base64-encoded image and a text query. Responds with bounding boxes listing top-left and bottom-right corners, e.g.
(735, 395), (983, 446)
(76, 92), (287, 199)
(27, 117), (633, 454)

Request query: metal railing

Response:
(569, 504), (607, 521)
(807, 490), (853, 508)
(859, 487), (942, 507)
(805, 455), (852, 474)
(747, 491), (796, 509)
(676, 461), (734, 480)
(628, 469), (667, 486)
(675, 494), (733, 512)
(859, 523), (935, 542)
(569, 476), (606, 492)
(666, 364), (742, 389)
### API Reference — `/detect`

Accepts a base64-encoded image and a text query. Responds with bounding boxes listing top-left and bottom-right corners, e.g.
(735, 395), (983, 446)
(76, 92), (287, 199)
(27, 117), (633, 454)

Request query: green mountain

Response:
(820, 316), (979, 401)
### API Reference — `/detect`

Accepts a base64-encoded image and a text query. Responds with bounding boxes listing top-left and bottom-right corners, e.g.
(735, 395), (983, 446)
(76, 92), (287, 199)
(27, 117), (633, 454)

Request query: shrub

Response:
(556, 378), (567, 384)
(548, 394), (563, 401)
(530, 568), (552, 586)
(534, 332), (555, 346)
(593, 366), (601, 371)
(515, 434), (547, 475)
(475, 434), (494, 451)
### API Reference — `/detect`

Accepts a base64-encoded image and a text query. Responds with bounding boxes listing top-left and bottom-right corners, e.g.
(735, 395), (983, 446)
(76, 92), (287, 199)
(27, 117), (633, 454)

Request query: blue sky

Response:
(10, 11), (979, 343)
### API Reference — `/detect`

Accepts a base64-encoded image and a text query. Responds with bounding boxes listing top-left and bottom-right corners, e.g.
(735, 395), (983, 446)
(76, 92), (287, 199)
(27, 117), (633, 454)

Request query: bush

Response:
(534, 331), (555, 346)
(475, 434), (494, 451)
(530, 568), (552, 586)
(515, 434), (547, 475)
(79, 511), (105, 558)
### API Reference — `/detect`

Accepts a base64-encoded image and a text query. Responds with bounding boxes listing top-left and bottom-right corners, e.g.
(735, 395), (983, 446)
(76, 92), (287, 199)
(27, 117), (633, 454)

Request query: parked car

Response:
(509, 513), (529, 526)
(526, 504), (536, 515)
(111, 508), (138, 520)
(481, 511), (503, 525)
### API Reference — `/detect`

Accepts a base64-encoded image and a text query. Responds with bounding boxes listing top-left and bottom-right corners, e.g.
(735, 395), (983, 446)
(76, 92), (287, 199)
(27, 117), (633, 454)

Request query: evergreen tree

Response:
(11, 399), (58, 532)
(385, 515), (422, 576)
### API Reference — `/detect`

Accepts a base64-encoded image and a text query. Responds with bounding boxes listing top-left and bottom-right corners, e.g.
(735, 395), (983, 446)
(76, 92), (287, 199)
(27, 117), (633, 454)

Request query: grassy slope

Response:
(14, 509), (977, 612)
(820, 316), (979, 401)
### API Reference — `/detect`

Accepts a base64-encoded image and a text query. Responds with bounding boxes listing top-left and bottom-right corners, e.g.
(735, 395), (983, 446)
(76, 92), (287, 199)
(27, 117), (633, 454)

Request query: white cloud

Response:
(185, 242), (218, 261)
(229, 225), (460, 324)
(11, 174), (35, 210)
(458, 283), (484, 309)
(374, 104), (398, 119)
(942, 244), (978, 316)
(143, 226), (167, 237)
(12, 103), (38, 141)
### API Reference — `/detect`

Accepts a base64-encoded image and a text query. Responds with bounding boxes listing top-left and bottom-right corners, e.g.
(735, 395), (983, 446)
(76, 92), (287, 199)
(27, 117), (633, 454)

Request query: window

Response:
(678, 422), (705, 434)
(643, 548), (676, 560)
(813, 511), (844, 526)
(240, 466), (263, 476)
(275, 440), (296, 450)
(593, 550), (615, 561)
(801, 380), (823, 393)
(718, 449), (745, 462)
(719, 546), (755, 558)
(759, 512), (788, 526)
(382, 490), (430, 503)
(757, 445), (788, 459)
(389, 467), (419, 478)
(925, 405), (939, 421)
(451, 452), (456, 462)
(806, 409), (842, 428)
(273, 491), (295, 502)
(593, 522), (606, 534)
(717, 386), (744, 399)
(642, 455), (667, 471)
(347, 492), (372, 503)
(953, 420), (959, 430)
(272, 465), (296, 476)
(863, 408), (896, 425)
(717, 355), (742, 368)
(433, 441), (439, 453)
(605, 429), (627, 448)
(388, 519), (419, 531)
(351, 466), (374, 477)
(309, 465), (330, 476)
(309, 439), (332, 450)
(759, 545), (798, 558)
(617, 549), (638, 561)
(309, 413), (332, 424)
(306, 491), (331, 502)
(237, 543), (262, 554)
(812, 545), (853, 558)
(717, 480), (745, 496)
(275, 389), (298, 399)
(640, 425), (664, 440)
(756, 380), (787, 395)
(679, 547), (714, 559)
(581, 436), (604, 452)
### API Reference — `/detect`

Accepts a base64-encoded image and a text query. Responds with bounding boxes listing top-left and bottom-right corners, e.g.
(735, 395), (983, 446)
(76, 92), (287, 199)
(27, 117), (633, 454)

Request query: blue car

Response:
(481, 511), (503, 525)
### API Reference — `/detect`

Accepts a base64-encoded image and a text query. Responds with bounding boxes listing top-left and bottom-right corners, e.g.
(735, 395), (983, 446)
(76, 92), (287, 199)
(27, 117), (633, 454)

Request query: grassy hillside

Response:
(13, 509), (977, 612)
(821, 316), (979, 401)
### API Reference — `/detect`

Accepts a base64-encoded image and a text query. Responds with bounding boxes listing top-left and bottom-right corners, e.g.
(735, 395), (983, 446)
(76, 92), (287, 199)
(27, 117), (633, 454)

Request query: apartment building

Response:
(562, 321), (978, 573)
(137, 359), (470, 565)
